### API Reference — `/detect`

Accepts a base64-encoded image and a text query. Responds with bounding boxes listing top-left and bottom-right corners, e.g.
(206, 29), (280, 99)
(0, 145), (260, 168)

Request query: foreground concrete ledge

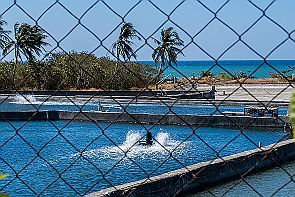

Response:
(86, 139), (295, 197)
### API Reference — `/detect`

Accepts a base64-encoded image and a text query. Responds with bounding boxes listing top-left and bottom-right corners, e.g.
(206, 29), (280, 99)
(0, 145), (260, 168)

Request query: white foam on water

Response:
(10, 94), (124, 110)
(38, 100), (97, 106)
(10, 94), (99, 106)
(48, 130), (188, 168)
(102, 104), (123, 109)
(78, 130), (186, 160)
(11, 93), (37, 104)
(127, 103), (164, 107)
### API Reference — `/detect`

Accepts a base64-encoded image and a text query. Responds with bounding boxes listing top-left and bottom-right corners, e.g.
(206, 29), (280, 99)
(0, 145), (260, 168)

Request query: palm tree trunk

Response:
(13, 45), (18, 89)
(156, 63), (164, 90)
(15, 47), (18, 64)
(32, 62), (42, 89)
(108, 51), (120, 89)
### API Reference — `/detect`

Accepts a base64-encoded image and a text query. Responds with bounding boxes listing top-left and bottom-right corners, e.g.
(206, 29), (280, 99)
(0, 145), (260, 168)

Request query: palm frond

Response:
(152, 26), (184, 74)
(2, 41), (14, 56)
(0, 17), (11, 51)
(9, 23), (50, 63)
(112, 22), (140, 61)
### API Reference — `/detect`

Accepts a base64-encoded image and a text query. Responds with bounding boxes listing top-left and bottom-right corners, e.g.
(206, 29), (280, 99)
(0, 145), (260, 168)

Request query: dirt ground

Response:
(195, 83), (294, 102)
(155, 77), (294, 103)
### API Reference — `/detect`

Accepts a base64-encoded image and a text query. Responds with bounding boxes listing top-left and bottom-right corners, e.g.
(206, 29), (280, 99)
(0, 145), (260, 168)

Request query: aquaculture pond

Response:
(0, 94), (289, 116)
(0, 120), (288, 196)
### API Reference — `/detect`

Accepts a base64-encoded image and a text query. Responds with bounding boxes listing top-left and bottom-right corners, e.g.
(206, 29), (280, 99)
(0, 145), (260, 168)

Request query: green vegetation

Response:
(233, 71), (254, 79)
(0, 17), (10, 53)
(112, 22), (141, 62)
(0, 170), (9, 197)
(268, 72), (281, 78)
(152, 27), (184, 89)
(199, 71), (255, 81)
(110, 22), (142, 87)
(0, 52), (157, 90)
(269, 66), (295, 79)
(200, 70), (214, 78)
(2, 23), (49, 64)
(0, 173), (8, 180)
(1, 22), (50, 89)
(216, 72), (232, 80)
(0, 19), (185, 90)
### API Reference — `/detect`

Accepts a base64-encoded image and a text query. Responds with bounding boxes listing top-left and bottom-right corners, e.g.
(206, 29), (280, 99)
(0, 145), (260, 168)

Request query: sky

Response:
(1, 0), (295, 61)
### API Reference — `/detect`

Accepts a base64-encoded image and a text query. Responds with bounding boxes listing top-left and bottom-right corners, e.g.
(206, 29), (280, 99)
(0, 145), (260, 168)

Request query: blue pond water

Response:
(0, 120), (288, 196)
(0, 94), (291, 196)
(0, 94), (288, 116)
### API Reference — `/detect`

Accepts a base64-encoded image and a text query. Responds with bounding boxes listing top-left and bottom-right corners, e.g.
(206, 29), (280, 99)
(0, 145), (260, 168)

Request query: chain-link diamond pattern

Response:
(0, 0), (295, 196)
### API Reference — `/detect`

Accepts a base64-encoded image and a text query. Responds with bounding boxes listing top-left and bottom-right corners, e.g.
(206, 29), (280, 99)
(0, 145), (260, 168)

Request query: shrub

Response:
(233, 71), (255, 79)
(200, 70), (214, 78)
(0, 51), (157, 90)
(216, 72), (232, 80)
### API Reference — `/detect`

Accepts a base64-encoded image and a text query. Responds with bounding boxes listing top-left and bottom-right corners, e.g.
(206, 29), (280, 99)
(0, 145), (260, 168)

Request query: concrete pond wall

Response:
(0, 89), (216, 99)
(58, 111), (288, 128)
(86, 139), (295, 197)
(0, 111), (288, 128)
(0, 111), (60, 121)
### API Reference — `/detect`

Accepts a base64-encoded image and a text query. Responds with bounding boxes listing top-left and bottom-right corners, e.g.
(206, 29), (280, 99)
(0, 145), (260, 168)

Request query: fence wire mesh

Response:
(0, 0), (295, 196)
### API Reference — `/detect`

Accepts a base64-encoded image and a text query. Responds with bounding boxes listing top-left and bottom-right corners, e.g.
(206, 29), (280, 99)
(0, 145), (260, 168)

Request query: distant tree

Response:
(110, 22), (141, 87)
(200, 70), (214, 78)
(3, 23), (49, 64)
(0, 17), (10, 55)
(216, 72), (232, 80)
(152, 27), (184, 89)
(112, 22), (141, 62)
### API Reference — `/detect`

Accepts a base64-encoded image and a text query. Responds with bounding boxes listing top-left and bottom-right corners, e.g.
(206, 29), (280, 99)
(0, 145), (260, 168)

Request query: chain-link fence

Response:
(0, 0), (295, 196)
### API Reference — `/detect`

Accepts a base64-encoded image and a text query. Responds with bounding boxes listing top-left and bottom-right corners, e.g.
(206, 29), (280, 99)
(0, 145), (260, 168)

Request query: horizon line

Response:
(137, 59), (295, 62)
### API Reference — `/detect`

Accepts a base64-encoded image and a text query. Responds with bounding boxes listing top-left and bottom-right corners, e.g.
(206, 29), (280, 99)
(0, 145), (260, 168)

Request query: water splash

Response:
(11, 93), (37, 104)
(78, 131), (185, 160)
(156, 132), (169, 146)
(9, 95), (123, 110)
(119, 131), (142, 151)
(10, 94), (97, 106)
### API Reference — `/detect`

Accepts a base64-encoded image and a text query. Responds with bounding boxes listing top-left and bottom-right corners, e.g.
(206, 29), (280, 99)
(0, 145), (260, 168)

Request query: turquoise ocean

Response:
(141, 60), (295, 79)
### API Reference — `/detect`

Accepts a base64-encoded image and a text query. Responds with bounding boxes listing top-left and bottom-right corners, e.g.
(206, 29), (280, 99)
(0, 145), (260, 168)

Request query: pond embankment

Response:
(0, 111), (288, 128)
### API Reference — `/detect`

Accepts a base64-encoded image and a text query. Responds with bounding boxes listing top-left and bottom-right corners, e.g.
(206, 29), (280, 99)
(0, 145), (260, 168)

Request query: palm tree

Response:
(152, 27), (184, 89)
(112, 22), (141, 62)
(109, 22), (141, 88)
(3, 23), (49, 89)
(3, 23), (49, 64)
(0, 17), (10, 54)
